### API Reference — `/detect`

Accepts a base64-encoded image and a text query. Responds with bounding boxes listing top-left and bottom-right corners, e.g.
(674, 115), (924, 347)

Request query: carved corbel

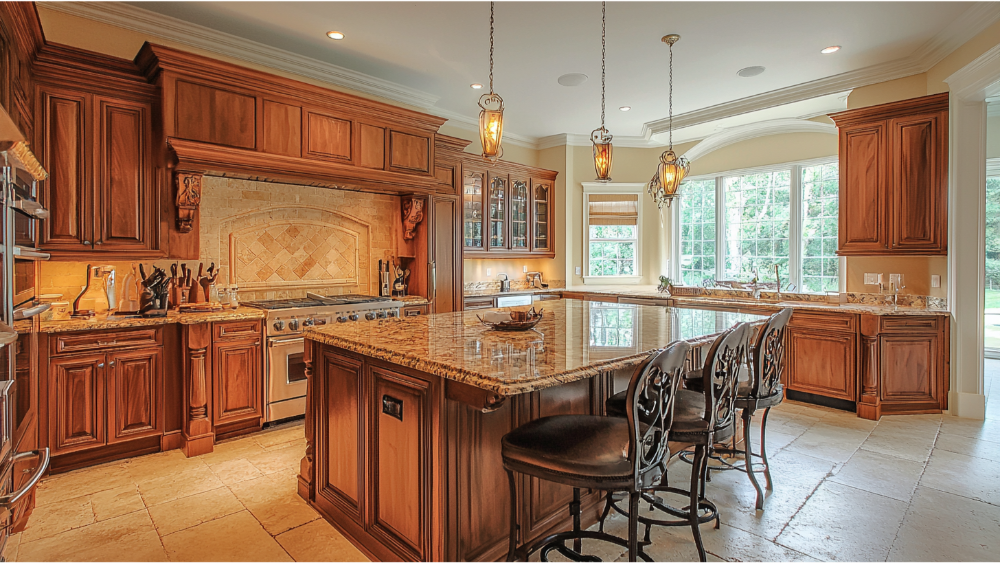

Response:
(176, 172), (203, 233)
(401, 197), (425, 240)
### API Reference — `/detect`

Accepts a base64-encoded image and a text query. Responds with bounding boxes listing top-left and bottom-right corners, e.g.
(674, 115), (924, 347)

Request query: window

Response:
(677, 160), (840, 293)
(586, 192), (641, 279)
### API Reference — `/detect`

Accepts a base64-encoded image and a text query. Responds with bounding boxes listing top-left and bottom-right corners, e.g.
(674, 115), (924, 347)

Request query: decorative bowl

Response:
(477, 308), (544, 331)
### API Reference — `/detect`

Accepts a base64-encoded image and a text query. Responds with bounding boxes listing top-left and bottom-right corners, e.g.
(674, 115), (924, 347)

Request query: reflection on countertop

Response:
(305, 299), (766, 396)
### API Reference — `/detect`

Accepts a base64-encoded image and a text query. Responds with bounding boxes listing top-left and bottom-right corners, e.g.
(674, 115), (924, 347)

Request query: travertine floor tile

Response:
(90, 484), (146, 522)
(830, 449), (925, 502)
(136, 462), (226, 507)
(4, 532), (21, 562)
(777, 481), (908, 561)
(18, 510), (167, 562)
(860, 421), (939, 463)
(209, 457), (265, 486)
(254, 424), (305, 450)
(245, 442), (305, 476)
(34, 463), (133, 506)
(782, 425), (872, 464)
(161, 510), (292, 562)
(935, 431), (1000, 463)
(276, 518), (369, 562)
(147, 486), (245, 536)
(229, 471), (320, 535)
(888, 486), (1000, 561)
(920, 449), (1000, 505)
(198, 439), (268, 467)
(20, 496), (95, 542)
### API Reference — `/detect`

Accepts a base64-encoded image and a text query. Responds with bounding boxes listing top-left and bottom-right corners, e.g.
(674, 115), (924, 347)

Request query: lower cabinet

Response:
(212, 335), (262, 428)
(784, 311), (858, 402)
(49, 353), (106, 456)
(107, 348), (161, 444)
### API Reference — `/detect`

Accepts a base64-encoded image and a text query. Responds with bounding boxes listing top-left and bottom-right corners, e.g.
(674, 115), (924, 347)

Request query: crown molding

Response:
(534, 133), (663, 151)
(681, 119), (836, 162)
(39, 1), (441, 109)
(643, 2), (1000, 138)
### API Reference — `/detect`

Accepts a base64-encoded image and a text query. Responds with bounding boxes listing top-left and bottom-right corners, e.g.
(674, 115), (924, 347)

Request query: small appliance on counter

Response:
(498, 273), (510, 292)
(526, 272), (547, 290)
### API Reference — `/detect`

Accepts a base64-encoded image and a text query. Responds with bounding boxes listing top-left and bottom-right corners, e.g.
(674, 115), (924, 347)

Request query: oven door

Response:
(265, 336), (307, 422)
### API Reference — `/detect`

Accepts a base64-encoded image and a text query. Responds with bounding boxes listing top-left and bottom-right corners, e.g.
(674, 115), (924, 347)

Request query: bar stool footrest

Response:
(603, 487), (720, 528)
(514, 530), (652, 562)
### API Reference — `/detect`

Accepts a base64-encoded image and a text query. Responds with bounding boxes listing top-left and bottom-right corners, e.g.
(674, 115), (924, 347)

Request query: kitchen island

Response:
(298, 299), (765, 562)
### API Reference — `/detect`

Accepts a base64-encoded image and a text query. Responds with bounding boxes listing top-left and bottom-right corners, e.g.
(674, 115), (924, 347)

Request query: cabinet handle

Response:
(95, 241), (102, 246)
(98, 341), (118, 346)
(83, 240), (90, 245)
(108, 361), (116, 368)
(97, 363), (105, 368)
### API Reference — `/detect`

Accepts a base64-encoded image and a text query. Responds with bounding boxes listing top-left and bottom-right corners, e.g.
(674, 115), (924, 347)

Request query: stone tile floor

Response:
(5, 365), (1000, 562)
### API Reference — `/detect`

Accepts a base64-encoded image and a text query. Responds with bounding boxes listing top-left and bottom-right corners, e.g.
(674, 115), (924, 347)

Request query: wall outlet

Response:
(486, 268), (491, 276)
(931, 275), (941, 288)
(523, 265), (528, 273)
(575, 266), (582, 276)
(864, 273), (879, 285)
(889, 273), (903, 287)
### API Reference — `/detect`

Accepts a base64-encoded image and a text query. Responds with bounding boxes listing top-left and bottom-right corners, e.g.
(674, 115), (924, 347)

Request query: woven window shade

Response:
(588, 193), (639, 226)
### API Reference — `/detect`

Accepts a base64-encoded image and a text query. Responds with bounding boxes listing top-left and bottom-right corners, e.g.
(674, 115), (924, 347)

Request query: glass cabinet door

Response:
(532, 181), (550, 251)
(488, 174), (507, 249)
(463, 170), (484, 249)
(510, 179), (528, 249)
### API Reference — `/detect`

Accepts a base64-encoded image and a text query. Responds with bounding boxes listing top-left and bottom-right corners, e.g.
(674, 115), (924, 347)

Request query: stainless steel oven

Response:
(4, 145), (49, 316)
(266, 336), (308, 422)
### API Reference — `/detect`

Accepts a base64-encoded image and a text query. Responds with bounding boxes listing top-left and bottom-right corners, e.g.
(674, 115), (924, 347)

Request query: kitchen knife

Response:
(138, 263), (147, 282)
(197, 263), (204, 279)
(207, 262), (215, 277)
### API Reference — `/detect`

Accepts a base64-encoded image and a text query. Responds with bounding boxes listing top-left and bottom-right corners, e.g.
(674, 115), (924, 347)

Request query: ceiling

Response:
(113, 1), (982, 143)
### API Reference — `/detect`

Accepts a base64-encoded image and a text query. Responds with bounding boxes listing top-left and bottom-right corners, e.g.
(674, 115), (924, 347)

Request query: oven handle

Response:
(0, 449), (51, 509)
(13, 302), (50, 320)
(268, 337), (304, 347)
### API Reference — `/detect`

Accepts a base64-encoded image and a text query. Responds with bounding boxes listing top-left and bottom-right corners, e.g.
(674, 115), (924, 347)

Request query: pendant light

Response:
(479, 1), (504, 162)
(592, 1), (613, 182)
(648, 34), (689, 209)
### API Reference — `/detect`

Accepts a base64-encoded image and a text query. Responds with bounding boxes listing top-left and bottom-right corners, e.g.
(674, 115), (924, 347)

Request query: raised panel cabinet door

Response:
(786, 327), (857, 401)
(95, 97), (154, 251)
(317, 351), (365, 521)
(889, 112), (947, 253)
(838, 121), (888, 254)
(107, 347), (161, 443)
(48, 354), (106, 455)
(305, 111), (352, 162)
(879, 334), (938, 405)
(368, 367), (433, 561)
(431, 197), (460, 314)
(174, 80), (256, 149)
(462, 167), (485, 250)
(261, 100), (302, 157)
(387, 129), (431, 174)
(530, 179), (552, 253)
(38, 88), (92, 250)
(212, 337), (262, 425)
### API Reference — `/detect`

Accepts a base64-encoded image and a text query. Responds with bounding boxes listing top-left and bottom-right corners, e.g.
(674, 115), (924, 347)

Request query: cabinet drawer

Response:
(53, 328), (161, 355)
(464, 297), (494, 310)
(403, 305), (428, 317)
(880, 316), (940, 332)
(788, 310), (857, 332)
(214, 321), (262, 340)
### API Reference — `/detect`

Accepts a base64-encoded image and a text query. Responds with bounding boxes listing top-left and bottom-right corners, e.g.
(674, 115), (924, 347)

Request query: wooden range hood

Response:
(135, 43), (451, 198)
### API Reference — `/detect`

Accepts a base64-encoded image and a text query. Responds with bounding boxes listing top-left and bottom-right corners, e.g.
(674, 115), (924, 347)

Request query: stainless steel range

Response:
(242, 294), (403, 423)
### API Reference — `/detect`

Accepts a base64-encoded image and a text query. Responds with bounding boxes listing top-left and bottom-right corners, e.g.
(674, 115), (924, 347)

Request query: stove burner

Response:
(242, 294), (394, 310)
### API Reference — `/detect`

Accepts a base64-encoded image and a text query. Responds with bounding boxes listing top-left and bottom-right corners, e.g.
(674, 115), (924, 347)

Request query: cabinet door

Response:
(880, 333), (939, 406)
(531, 179), (552, 253)
(95, 97), (154, 252)
(107, 347), (161, 443)
(889, 112), (947, 253)
(430, 197), (460, 314)
(838, 121), (888, 254)
(786, 327), (857, 401)
(487, 173), (507, 250)
(462, 168), (485, 250)
(509, 178), (529, 250)
(38, 87), (92, 251)
(315, 351), (365, 521)
(48, 354), (105, 455)
(212, 337), (262, 426)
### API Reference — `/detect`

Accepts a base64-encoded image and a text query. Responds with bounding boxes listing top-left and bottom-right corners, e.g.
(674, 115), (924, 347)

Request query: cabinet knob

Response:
(95, 241), (102, 245)
(83, 240), (91, 246)
(97, 363), (105, 368)
(109, 361), (116, 367)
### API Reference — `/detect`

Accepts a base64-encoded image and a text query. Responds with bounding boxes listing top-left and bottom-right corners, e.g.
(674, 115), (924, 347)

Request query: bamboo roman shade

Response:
(588, 193), (639, 226)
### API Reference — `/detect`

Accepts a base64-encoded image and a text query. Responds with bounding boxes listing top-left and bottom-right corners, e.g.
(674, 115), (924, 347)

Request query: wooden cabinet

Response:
(830, 93), (948, 255)
(428, 195), (462, 314)
(462, 159), (558, 258)
(35, 81), (158, 257)
(107, 347), (161, 444)
(48, 354), (106, 456)
(463, 296), (495, 310)
(212, 333), (262, 428)
(783, 310), (858, 403)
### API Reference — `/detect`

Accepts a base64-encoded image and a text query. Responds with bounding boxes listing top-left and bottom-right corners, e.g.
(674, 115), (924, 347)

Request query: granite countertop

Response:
(397, 296), (430, 306)
(40, 307), (266, 333)
(305, 299), (766, 396)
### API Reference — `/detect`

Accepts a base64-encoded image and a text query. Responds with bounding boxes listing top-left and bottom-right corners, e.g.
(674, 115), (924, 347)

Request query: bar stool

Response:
(500, 341), (691, 562)
(600, 323), (753, 561)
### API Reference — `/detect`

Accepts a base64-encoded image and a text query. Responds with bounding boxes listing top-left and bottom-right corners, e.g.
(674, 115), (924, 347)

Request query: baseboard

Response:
(947, 391), (986, 420)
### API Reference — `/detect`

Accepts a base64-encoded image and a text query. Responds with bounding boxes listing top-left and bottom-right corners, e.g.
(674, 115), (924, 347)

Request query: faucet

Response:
(891, 280), (907, 307)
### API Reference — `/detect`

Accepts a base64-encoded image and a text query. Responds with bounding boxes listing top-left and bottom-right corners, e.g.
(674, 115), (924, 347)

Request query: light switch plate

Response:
(931, 275), (941, 288)
(486, 268), (491, 276)
(523, 265), (528, 273)
(864, 273), (879, 285)
(576, 266), (582, 276)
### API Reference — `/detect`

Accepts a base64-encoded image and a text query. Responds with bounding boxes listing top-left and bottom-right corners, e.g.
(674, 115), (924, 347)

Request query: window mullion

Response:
(715, 176), (725, 282)
(789, 164), (802, 292)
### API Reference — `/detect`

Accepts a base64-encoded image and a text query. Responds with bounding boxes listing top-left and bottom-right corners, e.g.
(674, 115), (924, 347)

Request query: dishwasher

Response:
(495, 294), (533, 308)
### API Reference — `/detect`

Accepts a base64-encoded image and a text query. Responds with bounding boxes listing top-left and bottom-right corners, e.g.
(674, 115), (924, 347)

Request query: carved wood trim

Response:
(175, 172), (202, 233)
(401, 197), (425, 240)
(189, 345), (208, 419)
(298, 338), (315, 500)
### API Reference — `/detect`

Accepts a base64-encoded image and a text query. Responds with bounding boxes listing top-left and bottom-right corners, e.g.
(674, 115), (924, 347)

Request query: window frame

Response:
(671, 157), (846, 294)
(582, 182), (646, 285)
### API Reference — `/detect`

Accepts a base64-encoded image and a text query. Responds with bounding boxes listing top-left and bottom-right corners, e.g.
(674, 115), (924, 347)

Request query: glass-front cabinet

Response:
(462, 162), (557, 258)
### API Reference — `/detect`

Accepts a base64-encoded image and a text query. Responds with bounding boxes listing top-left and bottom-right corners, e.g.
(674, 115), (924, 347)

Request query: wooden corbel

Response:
(401, 196), (425, 240)
(175, 172), (203, 233)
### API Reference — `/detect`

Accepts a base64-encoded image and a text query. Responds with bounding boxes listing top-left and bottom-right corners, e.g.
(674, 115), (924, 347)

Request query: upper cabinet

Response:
(830, 93), (948, 255)
(461, 159), (557, 259)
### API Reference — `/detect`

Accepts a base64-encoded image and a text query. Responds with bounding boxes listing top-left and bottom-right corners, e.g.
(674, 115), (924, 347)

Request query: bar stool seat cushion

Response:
(501, 415), (635, 490)
(735, 382), (783, 410)
(606, 388), (705, 429)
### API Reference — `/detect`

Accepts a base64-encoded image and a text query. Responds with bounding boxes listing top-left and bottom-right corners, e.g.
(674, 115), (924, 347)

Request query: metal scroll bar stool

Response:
(600, 323), (753, 562)
(500, 341), (690, 562)
(711, 308), (792, 510)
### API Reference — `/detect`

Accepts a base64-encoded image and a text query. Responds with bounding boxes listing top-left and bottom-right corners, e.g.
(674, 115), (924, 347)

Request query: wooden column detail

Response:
(857, 314), (882, 421)
(175, 172), (202, 233)
(401, 196), (425, 240)
(298, 338), (315, 500)
(183, 323), (214, 456)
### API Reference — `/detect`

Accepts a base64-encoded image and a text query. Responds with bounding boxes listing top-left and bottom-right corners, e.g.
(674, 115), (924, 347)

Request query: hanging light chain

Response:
(601, 0), (606, 130)
(489, 1), (495, 95)
(668, 39), (674, 150)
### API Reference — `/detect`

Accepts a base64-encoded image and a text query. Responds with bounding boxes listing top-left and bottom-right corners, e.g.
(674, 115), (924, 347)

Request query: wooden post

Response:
(298, 338), (315, 500)
(183, 323), (215, 456)
(857, 314), (881, 421)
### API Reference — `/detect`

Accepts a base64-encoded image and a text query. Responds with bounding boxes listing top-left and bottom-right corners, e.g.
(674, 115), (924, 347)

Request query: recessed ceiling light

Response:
(821, 45), (841, 54)
(619, 106), (631, 112)
(557, 73), (589, 87)
(326, 31), (345, 40)
(737, 66), (765, 78)
(470, 83), (483, 89)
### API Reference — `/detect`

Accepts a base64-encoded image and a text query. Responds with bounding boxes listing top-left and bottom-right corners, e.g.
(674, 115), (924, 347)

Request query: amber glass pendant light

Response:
(479, 1), (504, 162)
(648, 34), (689, 209)
(592, 1), (613, 182)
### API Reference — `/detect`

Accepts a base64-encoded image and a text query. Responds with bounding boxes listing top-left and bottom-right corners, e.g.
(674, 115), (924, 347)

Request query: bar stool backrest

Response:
(626, 341), (690, 489)
(699, 323), (753, 434)
(750, 308), (793, 400)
